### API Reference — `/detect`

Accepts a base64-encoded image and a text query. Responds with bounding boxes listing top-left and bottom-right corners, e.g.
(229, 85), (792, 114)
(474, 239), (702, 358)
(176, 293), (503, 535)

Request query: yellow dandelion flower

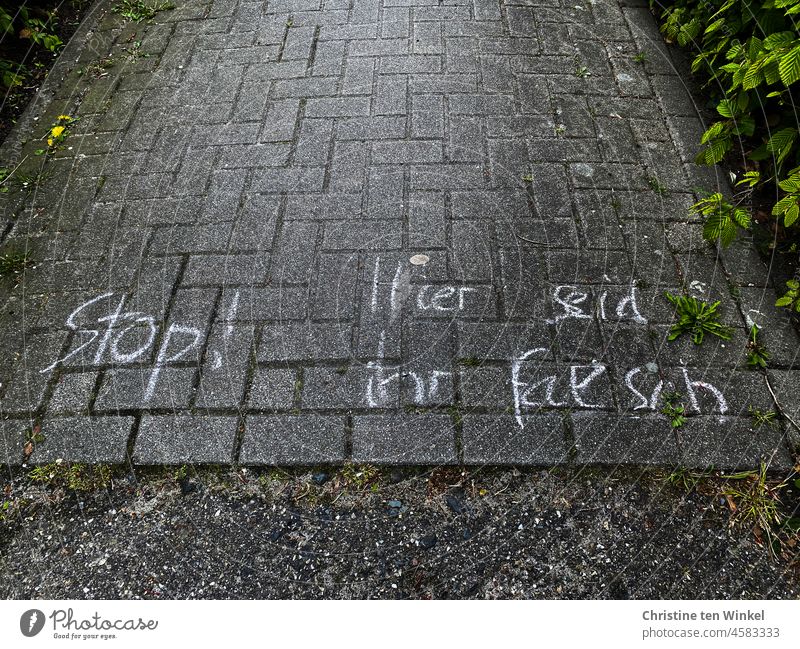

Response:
(57, 115), (72, 122)
(50, 125), (65, 138)
(47, 138), (53, 146)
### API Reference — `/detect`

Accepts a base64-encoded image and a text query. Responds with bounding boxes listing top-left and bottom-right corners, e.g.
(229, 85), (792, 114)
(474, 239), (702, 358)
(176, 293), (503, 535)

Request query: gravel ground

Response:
(1, 465), (798, 599)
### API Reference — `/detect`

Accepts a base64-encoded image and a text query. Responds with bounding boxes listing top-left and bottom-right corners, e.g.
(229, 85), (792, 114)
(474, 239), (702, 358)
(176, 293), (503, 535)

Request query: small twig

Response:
(515, 233), (543, 246)
(493, 483), (510, 497)
(0, 154), (29, 187)
(764, 373), (800, 434)
(294, 483), (311, 501)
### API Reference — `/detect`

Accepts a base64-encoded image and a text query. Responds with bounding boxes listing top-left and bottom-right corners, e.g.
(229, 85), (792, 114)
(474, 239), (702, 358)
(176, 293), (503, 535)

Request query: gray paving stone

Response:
(678, 416), (793, 470)
(352, 414), (456, 463)
(767, 370), (800, 453)
(196, 324), (256, 409)
(572, 412), (679, 464)
(258, 324), (353, 361)
(312, 253), (359, 319)
(302, 366), (383, 409)
(322, 219), (403, 249)
(462, 413), (569, 464)
(1, 331), (68, 415)
(95, 367), (196, 411)
(0, 420), (28, 464)
(33, 416), (134, 464)
(48, 372), (98, 415)
(241, 415), (346, 464)
(134, 415), (238, 464)
(248, 367), (297, 410)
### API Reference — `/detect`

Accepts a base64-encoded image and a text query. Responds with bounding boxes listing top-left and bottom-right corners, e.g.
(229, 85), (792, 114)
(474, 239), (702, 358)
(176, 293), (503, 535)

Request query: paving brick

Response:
(372, 140), (443, 164)
(341, 57), (375, 95)
(411, 94), (444, 139)
(462, 413), (569, 464)
(337, 116), (407, 140)
(230, 194), (281, 251)
(0, 420), (28, 464)
(261, 99), (300, 142)
(322, 219), (403, 249)
(373, 75), (408, 115)
(48, 372), (97, 415)
(196, 324), (256, 409)
(302, 366), (381, 409)
(312, 253), (360, 319)
(679, 416), (793, 470)
(32, 416), (134, 464)
(248, 367), (297, 410)
(258, 323), (353, 361)
(250, 167), (326, 193)
(1, 331), (68, 414)
(95, 367), (196, 411)
(149, 223), (233, 255)
(219, 285), (309, 321)
(572, 412), (678, 464)
(270, 221), (319, 282)
(305, 96), (372, 117)
(183, 254), (270, 286)
(134, 415), (238, 464)
(352, 414), (456, 463)
(241, 415), (346, 464)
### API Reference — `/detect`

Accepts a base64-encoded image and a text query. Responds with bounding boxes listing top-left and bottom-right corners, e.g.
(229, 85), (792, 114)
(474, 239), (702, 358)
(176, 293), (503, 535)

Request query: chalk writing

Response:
(512, 349), (612, 427)
(547, 284), (647, 325)
(624, 366), (663, 411)
(365, 331), (452, 407)
(512, 352), (729, 428)
(416, 285), (477, 312)
(41, 291), (240, 402)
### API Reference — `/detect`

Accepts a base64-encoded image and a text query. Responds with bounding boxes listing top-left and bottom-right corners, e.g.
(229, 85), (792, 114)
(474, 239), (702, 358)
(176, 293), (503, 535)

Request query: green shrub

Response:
(652, 0), (800, 308)
(0, 3), (63, 88)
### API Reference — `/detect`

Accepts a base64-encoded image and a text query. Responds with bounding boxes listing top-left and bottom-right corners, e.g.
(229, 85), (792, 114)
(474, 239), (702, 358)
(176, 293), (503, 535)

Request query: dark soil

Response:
(0, 0), (93, 145)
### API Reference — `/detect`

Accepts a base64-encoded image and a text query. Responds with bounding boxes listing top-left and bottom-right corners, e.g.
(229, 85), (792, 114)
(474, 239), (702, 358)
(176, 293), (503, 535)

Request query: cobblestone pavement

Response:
(0, 0), (798, 466)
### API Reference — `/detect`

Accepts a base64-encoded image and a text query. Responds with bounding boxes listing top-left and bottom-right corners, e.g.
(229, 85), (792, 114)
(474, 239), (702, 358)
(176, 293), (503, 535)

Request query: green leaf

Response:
(775, 296), (793, 306)
(748, 36), (764, 60)
(763, 31), (795, 50)
(779, 175), (800, 192)
(731, 208), (752, 229)
(764, 60), (782, 85)
(726, 42), (744, 60)
(736, 91), (749, 111)
(736, 170), (761, 187)
(716, 99), (735, 117)
(778, 44), (800, 85)
(701, 138), (729, 165)
(700, 121), (725, 144)
(765, 127), (798, 164)
(785, 203), (799, 226)
(742, 62), (764, 89)
(704, 18), (726, 35)
(772, 194), (797, 215)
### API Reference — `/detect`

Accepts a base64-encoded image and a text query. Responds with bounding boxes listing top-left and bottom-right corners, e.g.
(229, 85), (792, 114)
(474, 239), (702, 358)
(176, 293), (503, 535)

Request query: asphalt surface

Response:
(1, 465), (797, 598)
